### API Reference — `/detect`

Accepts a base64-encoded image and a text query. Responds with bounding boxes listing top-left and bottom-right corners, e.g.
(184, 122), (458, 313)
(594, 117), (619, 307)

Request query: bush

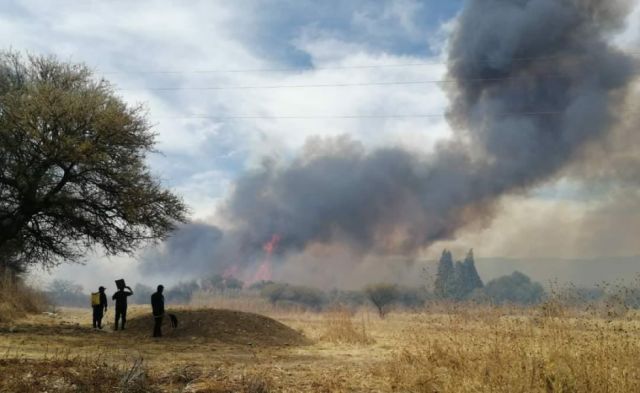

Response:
(365, 283), (399, 318)
(396, 286), (429, 309)
(481, 271), (545, 305)
(165, 280), (200, 304)
(201, 274), (244, 293)
(247, 280), (274, 291)
(260, 282), (326, 310)
(327, 289), (367, 310)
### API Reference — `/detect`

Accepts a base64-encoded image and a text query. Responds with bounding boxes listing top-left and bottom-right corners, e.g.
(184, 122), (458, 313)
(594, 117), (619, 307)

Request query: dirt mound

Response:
(125, 308), (309, 346)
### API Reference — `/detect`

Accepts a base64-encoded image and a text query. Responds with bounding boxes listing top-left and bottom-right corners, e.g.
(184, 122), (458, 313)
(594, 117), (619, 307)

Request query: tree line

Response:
(45, 250), (550, 316)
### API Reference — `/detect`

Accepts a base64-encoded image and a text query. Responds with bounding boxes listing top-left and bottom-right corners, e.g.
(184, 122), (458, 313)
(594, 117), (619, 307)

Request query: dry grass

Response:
(0, 276), (47, 323)
(0, 357), (158, 393)
(375, 310), (640, 392)
(0, 356), (277, 393)
(319, 308), (374, 345)
(1, 302), (640, 392)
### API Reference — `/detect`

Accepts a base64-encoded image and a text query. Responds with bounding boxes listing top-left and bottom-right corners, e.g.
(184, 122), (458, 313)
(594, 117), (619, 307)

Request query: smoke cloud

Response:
(142, 0), (638, 280)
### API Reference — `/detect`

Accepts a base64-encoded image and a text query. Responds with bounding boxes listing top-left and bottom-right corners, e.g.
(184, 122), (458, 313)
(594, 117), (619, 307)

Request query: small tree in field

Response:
(365, 283), (399, 318)
(0, 52), (187, 274)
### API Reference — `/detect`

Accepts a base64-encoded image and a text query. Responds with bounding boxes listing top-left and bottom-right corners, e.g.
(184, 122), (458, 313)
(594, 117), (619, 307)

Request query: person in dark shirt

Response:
(112, 285), (133, 330)
(92, 286), (108, 329)
(151, 285), (165, 337)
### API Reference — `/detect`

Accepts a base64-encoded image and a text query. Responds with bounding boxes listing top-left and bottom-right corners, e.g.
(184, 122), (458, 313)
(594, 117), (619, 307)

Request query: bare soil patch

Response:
(125, 308), (310, 347)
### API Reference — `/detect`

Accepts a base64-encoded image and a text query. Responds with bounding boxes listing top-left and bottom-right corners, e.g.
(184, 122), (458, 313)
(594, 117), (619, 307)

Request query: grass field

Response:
(1, 302), (639, 392)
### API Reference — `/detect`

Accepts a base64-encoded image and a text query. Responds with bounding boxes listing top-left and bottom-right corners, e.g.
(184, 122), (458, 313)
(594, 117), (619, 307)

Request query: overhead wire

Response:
(151, 111), (564, 121)
(117, 74), (568, 91)
(109, 50), (637, 121)
(99, 51), (640, 75)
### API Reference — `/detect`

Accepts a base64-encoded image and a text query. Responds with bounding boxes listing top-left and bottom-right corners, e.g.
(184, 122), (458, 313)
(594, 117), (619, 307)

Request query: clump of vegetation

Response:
(326, 289), (367, 310)
(165, 280), (200, 304)
(481, 271), (545, 305)
(0, 357), (158, 393)
(201, 274), (244, 293)
(260, 282), (327, 311)
(0, 275), (46, 323)
(320, 308), (373, 344)
(434, 249), (484, 300)
(365, 283), (399, 318)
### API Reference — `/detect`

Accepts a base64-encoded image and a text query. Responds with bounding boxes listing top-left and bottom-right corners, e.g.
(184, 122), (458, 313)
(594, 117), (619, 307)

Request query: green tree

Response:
(454, 249), (483, 299)
(434, 249), (456, 299)
(482, 271), (545, 305)
(0, 52), (187, 274)
(365, 283), (399, 318)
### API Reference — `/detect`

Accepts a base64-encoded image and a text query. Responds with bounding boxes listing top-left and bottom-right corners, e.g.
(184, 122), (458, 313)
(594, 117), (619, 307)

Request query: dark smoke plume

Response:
(142, 0), (637, 277)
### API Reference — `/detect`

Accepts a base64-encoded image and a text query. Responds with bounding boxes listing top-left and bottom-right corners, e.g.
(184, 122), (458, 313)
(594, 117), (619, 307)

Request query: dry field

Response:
(1, 302), (639, 392)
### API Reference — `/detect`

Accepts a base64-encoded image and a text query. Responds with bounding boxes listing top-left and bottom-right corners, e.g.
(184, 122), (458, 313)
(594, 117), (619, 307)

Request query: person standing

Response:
(112, 284), (133, 330)
(92, 286), (108, 329)
(151, 285), (165, 337)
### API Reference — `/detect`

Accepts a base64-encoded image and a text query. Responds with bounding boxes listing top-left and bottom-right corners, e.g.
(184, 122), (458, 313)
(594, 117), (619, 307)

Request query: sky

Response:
(1, 0), (638, 291)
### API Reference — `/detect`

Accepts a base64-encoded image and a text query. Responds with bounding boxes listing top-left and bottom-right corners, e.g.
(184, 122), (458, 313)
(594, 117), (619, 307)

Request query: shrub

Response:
(201, 274), (244, 292)
(365, 283), (399, 318)
(260, 282), (326, 310)
(165, 280), (200, 304)
(481, 271), (545, 305)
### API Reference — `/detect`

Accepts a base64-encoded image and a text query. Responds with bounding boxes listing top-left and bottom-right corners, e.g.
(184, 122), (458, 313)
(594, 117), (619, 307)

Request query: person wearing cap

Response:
(151, 285), (165, 337)
(92, 286), (108, 329)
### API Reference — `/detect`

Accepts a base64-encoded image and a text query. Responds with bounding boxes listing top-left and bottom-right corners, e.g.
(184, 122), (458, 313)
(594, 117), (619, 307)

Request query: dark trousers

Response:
(153, 315), (163, 337)
(115, 307), (127, 330)
(92, 306), (104, 328)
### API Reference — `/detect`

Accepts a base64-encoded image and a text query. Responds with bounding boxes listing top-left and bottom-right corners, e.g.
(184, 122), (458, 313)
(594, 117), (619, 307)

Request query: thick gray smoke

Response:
(142, 0), (637, 277)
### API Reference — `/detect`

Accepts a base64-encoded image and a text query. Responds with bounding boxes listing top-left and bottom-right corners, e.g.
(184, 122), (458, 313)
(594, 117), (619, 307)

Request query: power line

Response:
(101, 62), (444, 75)
(99, 51), (640, 75)
(117, 74), (566, 91)
(152, 111), (564, 120)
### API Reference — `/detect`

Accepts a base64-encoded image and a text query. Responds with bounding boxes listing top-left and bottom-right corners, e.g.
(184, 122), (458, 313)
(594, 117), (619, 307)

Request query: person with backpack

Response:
(91, 286), (108, 329)
(112, 280), (133, 330)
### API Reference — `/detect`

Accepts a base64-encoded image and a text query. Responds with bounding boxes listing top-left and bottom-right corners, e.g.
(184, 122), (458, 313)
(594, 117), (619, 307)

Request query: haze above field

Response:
(2, 0), (638, 290)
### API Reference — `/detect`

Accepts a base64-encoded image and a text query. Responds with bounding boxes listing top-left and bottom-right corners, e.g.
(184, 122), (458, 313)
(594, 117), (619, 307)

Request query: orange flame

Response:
(248, 234), (281, 284)
(262, 234), (281, 255)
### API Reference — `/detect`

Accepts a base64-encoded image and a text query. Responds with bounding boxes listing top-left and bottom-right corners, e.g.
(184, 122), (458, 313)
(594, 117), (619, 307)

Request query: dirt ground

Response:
(0, 306), (391, 392)
(2, 305), (640, 392)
